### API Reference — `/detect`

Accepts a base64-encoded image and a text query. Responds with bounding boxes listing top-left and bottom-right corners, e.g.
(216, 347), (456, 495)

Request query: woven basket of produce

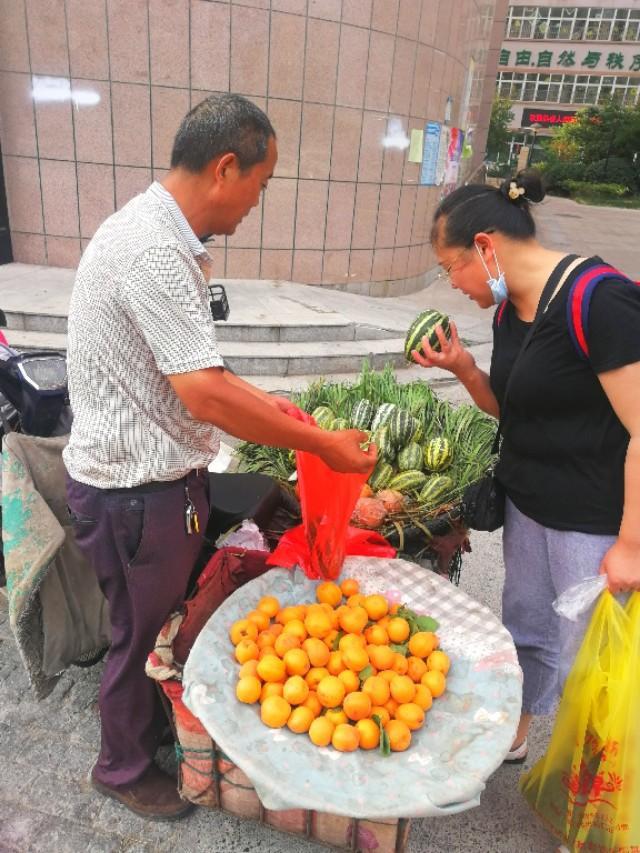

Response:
(236, 363), (497, 583)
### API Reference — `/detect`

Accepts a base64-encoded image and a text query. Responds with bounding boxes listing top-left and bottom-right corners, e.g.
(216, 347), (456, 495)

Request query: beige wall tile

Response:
(46, 236), (82, 268)
(375, 184), (400, 247)
(0, 72), (37, 157)
(349, 248), (372, 282)
(299, 102), (333, 180)
(330, 107), (362, 182)
(67, 0), (109, 80)
(292, 249), (323, 283)
(397, 0), (421, 40)
(336, 25), (369, 108)
(392, 244), (409, 278)
(357, 110), (385, 183)
(351, 183), (379, 249)
(324, 181), (355, 250)
(230, 6), (269, 96)
(112, 83), (151, 167)
(10, 232), (47, 264)
(226, 248), (260, 278)
(269, 12), (305, 100)
(260, 249), (293, 280)
(4, 156), (43, 232)
(206, 245), (226, 277)
(364, 31), (394, 112)
(407, 243), (422, 276)
(272, 0), (307, 13)
(190, 1), (230, 92)
(41, 159), (79, 237)
(152, 87), (190, 170)
(308, 0), (341, 21)
(0, 0), (30, 73)
(411, 190), (430, 243)
(115, 166), (152, 209)
(108, 0), (149, 84)
(371, 246), (393, 280)
(77, 163), (115, 238)
(410, 43), (432, 118)
(322, 249), (349, 284)
(381, 117), (406, 184)
(150, 0), (189, 87)
(396, 185), (416, 244)
(342, 0), (372, 27)
(236, 0), (269, 8)
(25, 0), (68, 76)
(266, 99), (300, 178)
(72, 80), (113, 165)
(303, 18), (340, 105)
(261, 178), (296, 250)
(419, 2), (437, 46)
(389, 38), (416, 115)
(294, 179), (328, 250)
(227, 199), (262, 248)
(371, 0), (398, 33)
(35, 99), (75, 161)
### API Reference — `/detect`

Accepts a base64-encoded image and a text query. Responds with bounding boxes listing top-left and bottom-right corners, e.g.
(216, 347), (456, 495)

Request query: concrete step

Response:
(5, 328), (410, 376)
(2, 309), (399, 343)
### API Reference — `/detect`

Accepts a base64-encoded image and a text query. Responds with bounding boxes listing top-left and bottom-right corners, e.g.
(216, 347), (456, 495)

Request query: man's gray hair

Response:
(170, 93), (275, 173)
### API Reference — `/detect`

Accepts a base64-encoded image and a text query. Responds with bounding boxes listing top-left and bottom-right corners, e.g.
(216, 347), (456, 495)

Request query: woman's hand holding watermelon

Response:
(411, 321), (474, 379)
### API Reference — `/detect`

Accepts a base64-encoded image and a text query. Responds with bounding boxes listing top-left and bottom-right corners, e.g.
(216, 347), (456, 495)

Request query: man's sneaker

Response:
(503, 736), (528, 764)
(91, 764), (194, 821)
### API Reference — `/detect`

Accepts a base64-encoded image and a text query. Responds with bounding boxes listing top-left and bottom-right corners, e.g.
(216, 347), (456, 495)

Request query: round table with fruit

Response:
(183, 555), (522, 820)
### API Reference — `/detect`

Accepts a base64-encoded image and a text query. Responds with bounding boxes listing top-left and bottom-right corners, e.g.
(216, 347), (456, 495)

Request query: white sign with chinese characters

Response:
(499, 41), (640, 73)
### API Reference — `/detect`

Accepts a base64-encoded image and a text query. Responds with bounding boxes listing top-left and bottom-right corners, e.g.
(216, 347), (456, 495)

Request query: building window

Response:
(496, 70), (640, 106)
(506, 5), (640, 41)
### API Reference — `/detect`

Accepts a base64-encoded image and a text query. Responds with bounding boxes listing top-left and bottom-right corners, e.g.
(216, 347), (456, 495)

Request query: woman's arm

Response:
(411, 322), (499, 418)
(597, 361), (640, 593)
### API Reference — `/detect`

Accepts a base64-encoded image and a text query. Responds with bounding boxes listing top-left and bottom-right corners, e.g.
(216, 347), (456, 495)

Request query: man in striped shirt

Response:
(64, 94), (375, 820)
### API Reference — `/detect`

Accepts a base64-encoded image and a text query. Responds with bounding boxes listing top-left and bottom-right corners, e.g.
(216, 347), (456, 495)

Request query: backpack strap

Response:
(566, 262), (639, 360)
(494, 299), (508, 327)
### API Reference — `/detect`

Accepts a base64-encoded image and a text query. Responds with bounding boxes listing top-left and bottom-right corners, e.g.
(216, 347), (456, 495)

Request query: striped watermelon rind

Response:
(387, 408), (414, 448)
(404, 310), (451, 362)
(371, 403), (397, 432)
(419, 475), (454, 508)
(368, 461), (395, 491)
(311, 406), (335, 429)
(351, 398), (375, 430)
(372, 425), (396, 462)
(424, 437), (453, 471)
(397, 442), (423, 472)
(388, 470), (428, 494)
(330, 417), (350, 431)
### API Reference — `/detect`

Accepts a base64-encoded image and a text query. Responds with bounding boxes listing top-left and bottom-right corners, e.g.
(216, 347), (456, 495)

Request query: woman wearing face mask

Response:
(412, 169), (640, 766)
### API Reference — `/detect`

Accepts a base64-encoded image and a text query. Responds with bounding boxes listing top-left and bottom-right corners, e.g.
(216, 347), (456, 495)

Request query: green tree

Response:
(550, 101), (639, 166)
(486, 96), (514, 162)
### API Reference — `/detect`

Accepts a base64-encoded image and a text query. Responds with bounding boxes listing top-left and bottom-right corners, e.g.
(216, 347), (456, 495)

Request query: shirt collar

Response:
(148, 181), (211, 260)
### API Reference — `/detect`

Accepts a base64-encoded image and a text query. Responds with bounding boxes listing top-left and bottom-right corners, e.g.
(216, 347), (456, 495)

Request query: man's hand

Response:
(317, 429), (377, 474)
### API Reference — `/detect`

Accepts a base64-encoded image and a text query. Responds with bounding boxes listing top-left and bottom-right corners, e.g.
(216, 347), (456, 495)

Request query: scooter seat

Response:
(206, 472), (282, 543)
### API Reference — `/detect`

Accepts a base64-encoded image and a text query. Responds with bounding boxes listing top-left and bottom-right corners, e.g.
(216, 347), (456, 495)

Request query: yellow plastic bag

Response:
(520, 590), (640, 852)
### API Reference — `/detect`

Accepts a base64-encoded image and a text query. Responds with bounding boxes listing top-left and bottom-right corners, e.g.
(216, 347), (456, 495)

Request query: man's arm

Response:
(222, 368), (295, 414)
(168, 366), (376, 474)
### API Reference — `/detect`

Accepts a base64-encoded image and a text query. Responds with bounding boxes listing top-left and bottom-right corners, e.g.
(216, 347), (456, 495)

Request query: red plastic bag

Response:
(267, 409), (395, 580)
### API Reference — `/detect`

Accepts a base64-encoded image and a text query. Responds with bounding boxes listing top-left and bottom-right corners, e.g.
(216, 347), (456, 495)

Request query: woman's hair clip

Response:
(508, 181), (525, 201)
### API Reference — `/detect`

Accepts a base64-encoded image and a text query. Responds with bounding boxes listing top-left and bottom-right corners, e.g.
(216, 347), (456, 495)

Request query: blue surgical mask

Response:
(475, 243), (508, 304)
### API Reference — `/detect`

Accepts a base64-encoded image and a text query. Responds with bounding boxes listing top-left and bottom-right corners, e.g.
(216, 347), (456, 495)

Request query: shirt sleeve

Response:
(120, 245), (224, 375)
(587, 276), (640, 373)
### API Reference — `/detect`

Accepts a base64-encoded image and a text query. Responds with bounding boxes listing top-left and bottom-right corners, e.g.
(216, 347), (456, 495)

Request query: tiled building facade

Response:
(0, 0), (500, 294)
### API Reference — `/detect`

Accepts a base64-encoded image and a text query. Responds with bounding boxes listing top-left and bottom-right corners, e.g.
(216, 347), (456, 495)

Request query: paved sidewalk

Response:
(1, 195), (638, 852)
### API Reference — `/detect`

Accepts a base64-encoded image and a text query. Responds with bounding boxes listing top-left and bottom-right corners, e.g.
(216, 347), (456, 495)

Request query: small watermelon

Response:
(419, 475), (454, 508)
(330, 417), (350, 431)
(409, 417), (424, 444)
(387, 408), (414, 448)
(371, 403), (397, 432)
(404, 309), (451, 362)
(372, 425), (396, 462)
(311, 406), (335, 429)
(424, 437), (453, 471)
(368, 461), (395, 491)
(351, 398), (375, 430)
(397, 442), (423, 472)
(388, 470), (428, 495)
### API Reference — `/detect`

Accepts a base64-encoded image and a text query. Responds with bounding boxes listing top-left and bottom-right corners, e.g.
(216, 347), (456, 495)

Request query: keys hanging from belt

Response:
(184, 484), (200, 535)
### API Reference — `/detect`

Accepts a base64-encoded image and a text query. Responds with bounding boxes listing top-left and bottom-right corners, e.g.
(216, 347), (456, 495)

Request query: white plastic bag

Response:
(552, 575), (607, 621)
(215, 519), (269, 552)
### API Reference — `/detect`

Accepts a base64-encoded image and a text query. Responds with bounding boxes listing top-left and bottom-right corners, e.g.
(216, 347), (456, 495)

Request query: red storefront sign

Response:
(522, 108), (577, 127)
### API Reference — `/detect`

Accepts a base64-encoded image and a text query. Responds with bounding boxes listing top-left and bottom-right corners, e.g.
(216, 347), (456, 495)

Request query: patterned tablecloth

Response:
(183, 556), (522, 819)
